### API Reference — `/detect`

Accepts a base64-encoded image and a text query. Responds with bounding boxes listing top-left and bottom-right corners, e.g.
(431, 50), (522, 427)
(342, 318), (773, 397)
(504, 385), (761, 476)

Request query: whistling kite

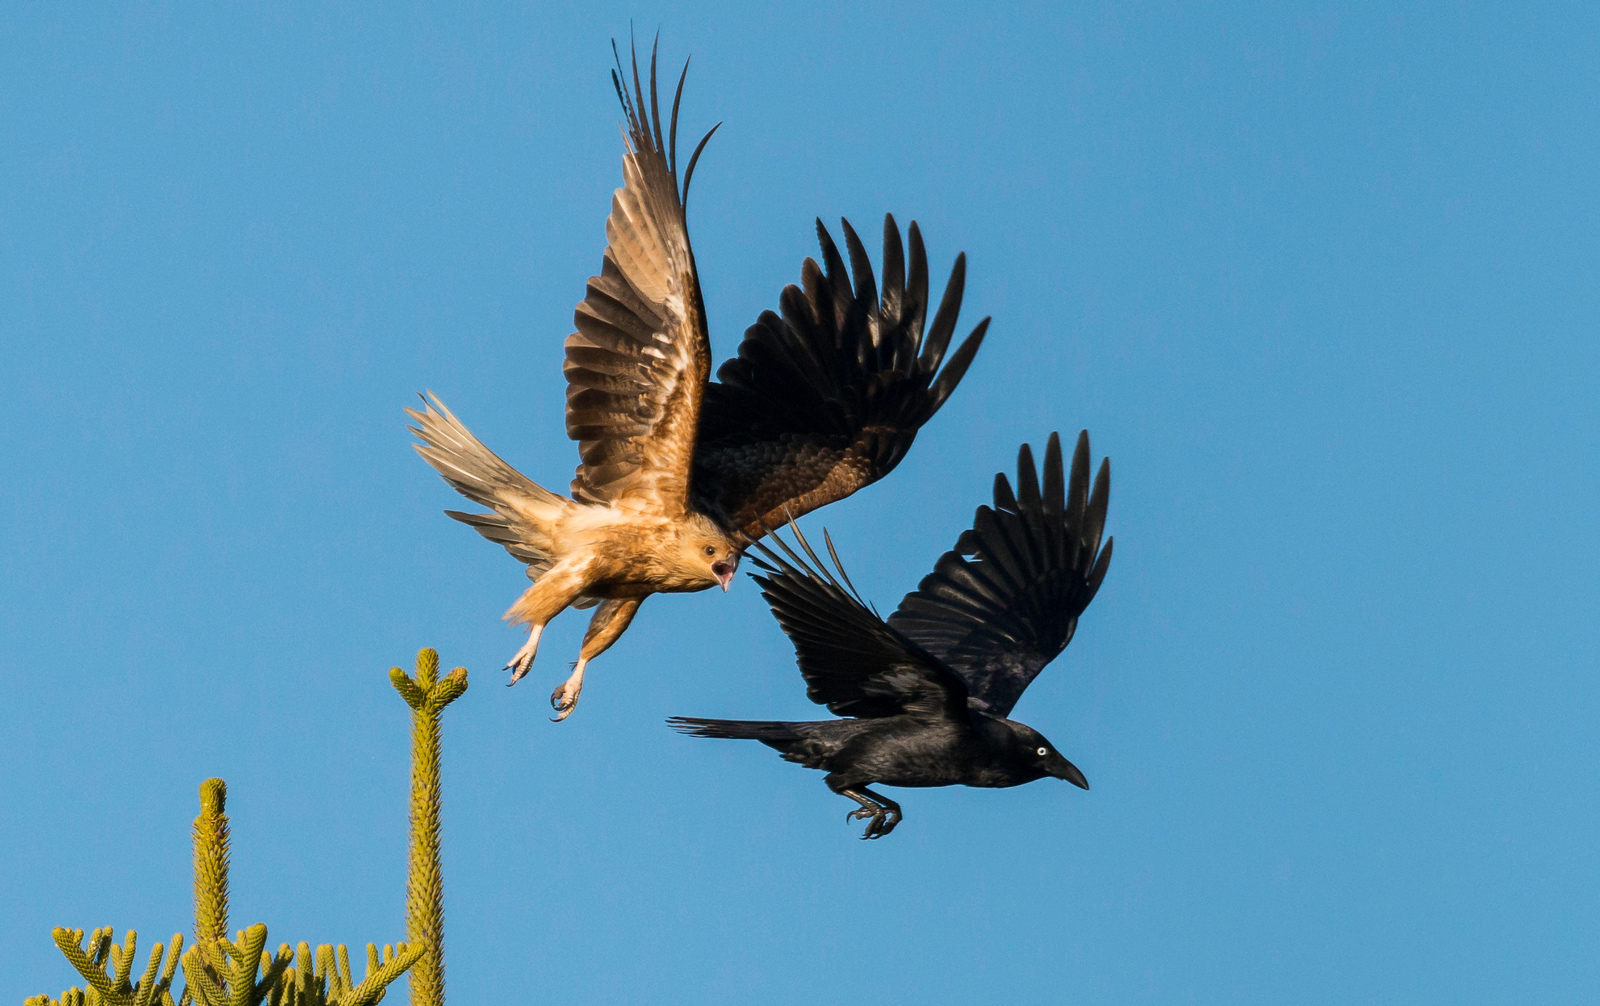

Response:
(409, 42), (987, 719)
(672, 433), (1111, 838)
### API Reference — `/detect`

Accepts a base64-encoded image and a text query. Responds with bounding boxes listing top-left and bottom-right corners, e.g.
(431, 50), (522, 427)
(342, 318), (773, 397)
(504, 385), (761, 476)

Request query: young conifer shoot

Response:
(27, 648), (468, 1006)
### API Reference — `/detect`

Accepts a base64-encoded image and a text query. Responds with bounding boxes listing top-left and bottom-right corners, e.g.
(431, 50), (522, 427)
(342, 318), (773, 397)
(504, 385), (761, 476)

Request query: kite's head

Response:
(677, 513), (742, 592)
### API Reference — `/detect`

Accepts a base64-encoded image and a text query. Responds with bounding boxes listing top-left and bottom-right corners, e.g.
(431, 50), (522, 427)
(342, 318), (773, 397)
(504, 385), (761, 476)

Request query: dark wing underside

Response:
(692, 216), (989, 540)
(750, 525), (970, 721)
(562, 41), (720, 516)
(887, 432), (1113, 717)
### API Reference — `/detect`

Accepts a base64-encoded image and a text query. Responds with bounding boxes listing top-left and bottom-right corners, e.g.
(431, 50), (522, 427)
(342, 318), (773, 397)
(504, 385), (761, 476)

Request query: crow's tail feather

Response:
(668, 716), (808, 748)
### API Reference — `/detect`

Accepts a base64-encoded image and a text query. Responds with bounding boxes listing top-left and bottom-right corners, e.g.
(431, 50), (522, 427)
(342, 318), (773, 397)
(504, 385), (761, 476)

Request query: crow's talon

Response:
(848, 804), (892, 839)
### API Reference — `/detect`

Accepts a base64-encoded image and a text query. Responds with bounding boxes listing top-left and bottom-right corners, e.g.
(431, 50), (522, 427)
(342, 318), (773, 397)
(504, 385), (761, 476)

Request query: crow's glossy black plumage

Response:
(670, 431), (1113, 838)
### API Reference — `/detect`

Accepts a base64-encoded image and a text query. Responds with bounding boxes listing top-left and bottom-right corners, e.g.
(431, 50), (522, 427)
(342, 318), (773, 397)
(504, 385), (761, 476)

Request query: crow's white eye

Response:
(1036, 746), (1048, 756)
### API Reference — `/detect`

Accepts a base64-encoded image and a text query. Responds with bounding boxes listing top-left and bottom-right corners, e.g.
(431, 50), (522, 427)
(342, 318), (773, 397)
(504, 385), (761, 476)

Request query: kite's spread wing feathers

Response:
(887, 432), (1113, 717)
(694, 216), (988, 540)
(564, 40), (720, 516)
(750, 525), (970, 721)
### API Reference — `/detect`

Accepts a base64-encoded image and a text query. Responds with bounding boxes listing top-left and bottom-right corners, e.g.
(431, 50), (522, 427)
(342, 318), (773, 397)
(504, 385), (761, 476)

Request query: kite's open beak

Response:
(712, 560), (735, 591)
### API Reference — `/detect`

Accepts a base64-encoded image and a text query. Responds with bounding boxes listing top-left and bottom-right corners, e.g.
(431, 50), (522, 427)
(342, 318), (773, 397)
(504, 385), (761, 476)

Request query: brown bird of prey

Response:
(408, 42), (988, 719)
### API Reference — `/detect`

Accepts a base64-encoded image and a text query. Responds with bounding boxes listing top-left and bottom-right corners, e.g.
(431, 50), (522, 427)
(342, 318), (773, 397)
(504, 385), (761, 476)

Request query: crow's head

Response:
(1009, 723), (1089, 789)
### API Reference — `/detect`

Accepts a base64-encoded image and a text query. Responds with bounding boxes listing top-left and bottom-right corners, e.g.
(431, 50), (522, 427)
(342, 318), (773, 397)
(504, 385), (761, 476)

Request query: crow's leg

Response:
(827, 775), (902, 840)
(550, 596), (643, 722)
(503, 558), (592, 687)
(855, 786), (903, 838)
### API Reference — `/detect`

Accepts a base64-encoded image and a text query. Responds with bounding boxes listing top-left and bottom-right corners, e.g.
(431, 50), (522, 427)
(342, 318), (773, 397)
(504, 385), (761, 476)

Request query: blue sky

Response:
(4, 3), (1597, 1002)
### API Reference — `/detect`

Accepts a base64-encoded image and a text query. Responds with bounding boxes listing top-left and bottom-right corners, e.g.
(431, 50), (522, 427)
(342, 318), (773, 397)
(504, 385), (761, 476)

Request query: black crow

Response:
(670, 431), (1112, 838)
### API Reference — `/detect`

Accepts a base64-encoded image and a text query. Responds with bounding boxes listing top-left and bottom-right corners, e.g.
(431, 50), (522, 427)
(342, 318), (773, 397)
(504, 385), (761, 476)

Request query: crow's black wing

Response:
(887, 432), (1112, 717)
(692, 216), (988, 541)
(750, 525), (970, 721)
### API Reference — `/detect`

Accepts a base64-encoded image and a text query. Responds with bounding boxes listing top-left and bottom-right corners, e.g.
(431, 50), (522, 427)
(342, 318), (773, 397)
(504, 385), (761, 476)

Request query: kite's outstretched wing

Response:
(750, 525), (970, 721)
(693, 215), (988, 540)
(563, 39), (721, 516)
(887, 432), (1112, 717)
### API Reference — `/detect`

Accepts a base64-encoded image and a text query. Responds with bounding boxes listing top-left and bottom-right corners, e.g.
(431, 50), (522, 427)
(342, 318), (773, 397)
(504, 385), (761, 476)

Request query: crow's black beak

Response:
(1054, 757), (1090, 790)
(712, 560), (735, 591)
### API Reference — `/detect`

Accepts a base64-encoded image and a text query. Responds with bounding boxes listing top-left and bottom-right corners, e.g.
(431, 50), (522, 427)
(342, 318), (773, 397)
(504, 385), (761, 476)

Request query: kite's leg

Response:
(550, 596), (644, 721)
(505, 624), (543, 685)
(502, 559), (592, 686)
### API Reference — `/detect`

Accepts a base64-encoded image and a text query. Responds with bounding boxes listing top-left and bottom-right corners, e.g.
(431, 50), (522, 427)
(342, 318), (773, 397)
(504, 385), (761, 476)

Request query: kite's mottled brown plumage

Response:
(410, 38), (986, 719)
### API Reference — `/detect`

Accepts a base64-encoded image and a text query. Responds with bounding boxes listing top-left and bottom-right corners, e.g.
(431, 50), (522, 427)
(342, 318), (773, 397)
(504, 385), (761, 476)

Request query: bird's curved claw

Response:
(505, 627), (542, 687)
(506, 653), (535, 687)
(549, 679), (582, 722)
(847, 805), (899, 840)
(876, 806), (902, 838)
(844, 799), (896, 838)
